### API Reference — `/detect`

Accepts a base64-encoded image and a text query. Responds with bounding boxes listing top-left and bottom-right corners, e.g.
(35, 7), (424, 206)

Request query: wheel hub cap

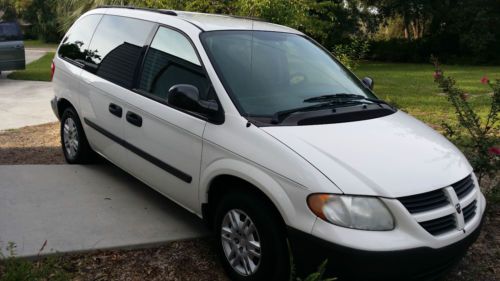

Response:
(63, 117), (79, 158)
(221, 209), (261, 276)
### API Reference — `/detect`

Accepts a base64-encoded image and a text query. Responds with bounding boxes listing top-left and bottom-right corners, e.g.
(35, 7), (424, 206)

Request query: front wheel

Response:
(214, 192), (290, 281)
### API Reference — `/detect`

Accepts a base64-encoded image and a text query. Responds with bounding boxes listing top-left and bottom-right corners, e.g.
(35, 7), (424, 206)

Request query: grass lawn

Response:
(355, 62), (500, 125)
(7, 52), (54, 82)
(23, 39), (58, 49)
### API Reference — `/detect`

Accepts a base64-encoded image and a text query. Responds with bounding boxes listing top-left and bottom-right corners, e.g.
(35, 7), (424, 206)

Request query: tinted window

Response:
(139, 27), (210, 101)
(58, 15), (102, 62)
(86, 15), (155, 89)
(0, 22), (23, 42)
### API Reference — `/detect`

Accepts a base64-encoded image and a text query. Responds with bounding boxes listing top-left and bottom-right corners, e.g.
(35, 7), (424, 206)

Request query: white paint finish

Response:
(262, 111), (473, 198)
(121, 91), (206, 213)
(202, 115), (340, 194)
(79, 72), (128, 168)
(52, 52), (83, 113)
(175, 11), (302, 34)
(199, 139), (317, 232)
(0, 164), (207, 257)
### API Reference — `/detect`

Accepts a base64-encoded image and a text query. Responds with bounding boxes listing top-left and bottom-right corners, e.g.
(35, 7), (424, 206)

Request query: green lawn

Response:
(354, 62), (500, 125)
(23, 39), (58, 49)
(7, 52), (55, 81)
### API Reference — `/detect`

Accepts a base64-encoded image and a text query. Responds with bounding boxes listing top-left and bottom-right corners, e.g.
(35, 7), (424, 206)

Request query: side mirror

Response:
(168, 84), (224, 123)
(168, 84), (200, 112)
(362, 77), (374, 90)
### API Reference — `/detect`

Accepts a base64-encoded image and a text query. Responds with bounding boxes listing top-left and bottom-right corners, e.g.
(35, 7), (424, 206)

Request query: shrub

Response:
(432, 57), (499, 187)
(332, 38), (369, 70)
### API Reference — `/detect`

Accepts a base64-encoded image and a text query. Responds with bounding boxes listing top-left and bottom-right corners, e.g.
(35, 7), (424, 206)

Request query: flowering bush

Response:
(432, 58), (499, 187)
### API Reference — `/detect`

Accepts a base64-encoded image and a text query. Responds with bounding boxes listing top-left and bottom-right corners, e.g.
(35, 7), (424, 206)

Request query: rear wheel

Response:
(60, 107), (94, 164)
(214, 191), (290, 281)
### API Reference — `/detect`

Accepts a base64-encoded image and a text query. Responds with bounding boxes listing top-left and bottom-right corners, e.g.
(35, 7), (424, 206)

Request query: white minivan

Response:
(51, 6), (485, 281)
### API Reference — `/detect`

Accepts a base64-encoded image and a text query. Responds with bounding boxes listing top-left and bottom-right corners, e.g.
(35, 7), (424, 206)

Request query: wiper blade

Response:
(271, 94), (396, 124)
(303, 93), (361, 103)
(271, 99), (361, 124)
(304, 93), (393, 107)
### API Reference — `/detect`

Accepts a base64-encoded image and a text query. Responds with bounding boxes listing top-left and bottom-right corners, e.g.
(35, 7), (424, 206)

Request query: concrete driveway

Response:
(0, 49), (56, 131)
(0, 164), (208, 257)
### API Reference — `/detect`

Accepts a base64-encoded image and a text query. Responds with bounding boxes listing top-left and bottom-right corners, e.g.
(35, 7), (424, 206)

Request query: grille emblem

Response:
(455, 203), (462, 214)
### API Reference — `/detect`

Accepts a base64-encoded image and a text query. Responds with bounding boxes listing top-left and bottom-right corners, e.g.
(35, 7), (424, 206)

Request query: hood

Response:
(261, 111), (472, 198)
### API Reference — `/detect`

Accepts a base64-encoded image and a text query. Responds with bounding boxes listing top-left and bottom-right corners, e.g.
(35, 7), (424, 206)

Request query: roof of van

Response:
(95, 6), (302, 34)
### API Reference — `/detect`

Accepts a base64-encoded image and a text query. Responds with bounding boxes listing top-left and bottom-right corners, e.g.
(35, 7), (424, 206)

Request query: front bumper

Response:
(288, 215), (483, 281)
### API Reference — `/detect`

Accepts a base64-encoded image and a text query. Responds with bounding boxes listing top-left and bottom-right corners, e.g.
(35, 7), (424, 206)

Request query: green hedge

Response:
(368, 37), (500, 65)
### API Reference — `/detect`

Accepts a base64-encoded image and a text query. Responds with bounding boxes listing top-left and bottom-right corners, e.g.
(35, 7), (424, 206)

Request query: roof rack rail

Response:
(96, 5), (177, 16)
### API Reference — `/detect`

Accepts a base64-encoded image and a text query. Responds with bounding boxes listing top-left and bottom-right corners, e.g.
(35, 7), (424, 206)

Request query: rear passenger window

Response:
(0, 22), (23, 42)
(139, 27), (211, 101)
(86, 15), (155, 89)
(58, 15), (102, 63)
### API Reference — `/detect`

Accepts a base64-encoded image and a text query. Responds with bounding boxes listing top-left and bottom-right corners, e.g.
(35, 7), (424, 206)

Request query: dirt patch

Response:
(67, 239), (229, 281)
(0, 122), (64, 164)
(445, 201), (500, 281)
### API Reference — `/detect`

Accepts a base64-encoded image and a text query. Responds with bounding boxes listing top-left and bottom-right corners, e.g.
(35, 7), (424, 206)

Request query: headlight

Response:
(307, 194), (395, 231)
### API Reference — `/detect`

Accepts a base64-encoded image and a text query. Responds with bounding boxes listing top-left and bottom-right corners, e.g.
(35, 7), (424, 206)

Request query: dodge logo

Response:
(455, 203), (462, 214)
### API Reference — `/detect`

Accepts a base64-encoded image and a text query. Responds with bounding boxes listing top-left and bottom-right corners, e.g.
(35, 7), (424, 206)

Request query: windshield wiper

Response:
(271, 94), (395, 124)
(304, 93), (392, 107)
(271, 99), (362, 124)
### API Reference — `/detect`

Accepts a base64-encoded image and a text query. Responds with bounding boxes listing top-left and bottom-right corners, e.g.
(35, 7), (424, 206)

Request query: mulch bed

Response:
(0, 122), (64, 164)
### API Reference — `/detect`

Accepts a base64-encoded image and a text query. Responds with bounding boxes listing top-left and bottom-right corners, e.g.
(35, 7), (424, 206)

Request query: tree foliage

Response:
(365, 0), (500, 63)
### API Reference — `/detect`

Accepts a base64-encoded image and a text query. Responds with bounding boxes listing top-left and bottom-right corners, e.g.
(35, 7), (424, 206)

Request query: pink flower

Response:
(433, 71), (442, 80)
(481, 76), (489, 84)
(488, 147), (500, 155)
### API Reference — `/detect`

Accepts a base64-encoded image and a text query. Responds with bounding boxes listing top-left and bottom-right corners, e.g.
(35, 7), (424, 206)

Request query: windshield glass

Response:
(201, 30), (376, 117)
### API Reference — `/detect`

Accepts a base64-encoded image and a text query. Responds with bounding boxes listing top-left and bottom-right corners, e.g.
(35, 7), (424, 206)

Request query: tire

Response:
(60, 107), (94, 164)
(214, 191), (290, 281)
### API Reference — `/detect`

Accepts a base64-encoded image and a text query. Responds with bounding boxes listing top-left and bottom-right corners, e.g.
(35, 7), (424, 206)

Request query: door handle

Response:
(126, 111), (142, 127)
(108, 103), (122, 118)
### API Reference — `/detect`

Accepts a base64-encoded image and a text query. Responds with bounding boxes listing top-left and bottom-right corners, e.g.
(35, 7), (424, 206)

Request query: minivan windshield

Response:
(201, 31), (376, 118)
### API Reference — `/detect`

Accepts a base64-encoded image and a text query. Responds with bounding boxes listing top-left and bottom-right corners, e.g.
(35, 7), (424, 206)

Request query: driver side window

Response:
(138, 27), (211, 102)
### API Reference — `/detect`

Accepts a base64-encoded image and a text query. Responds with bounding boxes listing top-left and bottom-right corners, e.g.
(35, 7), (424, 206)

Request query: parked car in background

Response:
(0, 21), (25, 74)
(51, 6), (485, 281)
